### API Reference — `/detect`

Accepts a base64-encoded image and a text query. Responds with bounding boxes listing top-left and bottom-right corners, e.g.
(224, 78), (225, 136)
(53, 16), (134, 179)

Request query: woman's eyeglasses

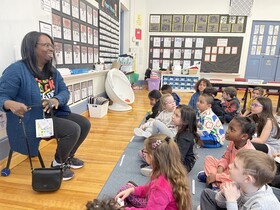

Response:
(37, 43), (55, 49)
(250, 103), (263, 107)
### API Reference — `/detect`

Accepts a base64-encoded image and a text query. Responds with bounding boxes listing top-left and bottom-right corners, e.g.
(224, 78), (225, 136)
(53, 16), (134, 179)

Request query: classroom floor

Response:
(0, 88), (278, 209)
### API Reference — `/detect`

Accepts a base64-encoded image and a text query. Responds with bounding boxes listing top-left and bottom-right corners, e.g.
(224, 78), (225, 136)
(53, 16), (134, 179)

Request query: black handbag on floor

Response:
(20, 106), (63, 192)
(32, 167), (62, 192)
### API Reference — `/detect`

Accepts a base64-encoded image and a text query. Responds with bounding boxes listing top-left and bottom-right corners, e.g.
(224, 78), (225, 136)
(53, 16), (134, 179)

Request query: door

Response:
(245, 21), (280, 82)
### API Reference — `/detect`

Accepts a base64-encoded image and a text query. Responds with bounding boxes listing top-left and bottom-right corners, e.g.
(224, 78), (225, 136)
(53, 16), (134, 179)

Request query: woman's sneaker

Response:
(51, 160), (75, 181)
(67, 157), (84, 169)
(62, 168), (75, 181)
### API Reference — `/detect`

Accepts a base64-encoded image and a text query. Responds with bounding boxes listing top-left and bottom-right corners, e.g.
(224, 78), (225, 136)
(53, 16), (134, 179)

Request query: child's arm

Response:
(126, 180), (171, 210)
(241, 108), (251, 116)
(146, 102), (160, 121)
(251, 119), (273, 143)
(188, 93), (197, 109)
(218, 143), (233, 171)
(176, 134), (194, 161)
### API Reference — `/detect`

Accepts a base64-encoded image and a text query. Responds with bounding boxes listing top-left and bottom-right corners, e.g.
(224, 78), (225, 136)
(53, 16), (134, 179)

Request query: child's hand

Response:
(206, 173), (216, 185)
(115, 187), (134, 202)
(140, 124), (146, 130)
(221, 182), (241, 202)
(147, 110), (152, 115)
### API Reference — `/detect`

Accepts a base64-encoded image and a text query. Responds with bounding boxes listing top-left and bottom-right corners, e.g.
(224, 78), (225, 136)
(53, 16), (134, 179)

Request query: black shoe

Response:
(51, 161), (75, 181)
(140, 163), (149, 168)
(127, 181), (138, 187)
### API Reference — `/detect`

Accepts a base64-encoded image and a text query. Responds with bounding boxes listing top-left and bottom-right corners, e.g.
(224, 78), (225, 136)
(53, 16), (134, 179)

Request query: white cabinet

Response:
(161, 74), (199, 92)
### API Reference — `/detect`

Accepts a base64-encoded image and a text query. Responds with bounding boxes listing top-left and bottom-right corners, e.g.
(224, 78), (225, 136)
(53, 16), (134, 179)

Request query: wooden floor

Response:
(0, 89), (278, 210)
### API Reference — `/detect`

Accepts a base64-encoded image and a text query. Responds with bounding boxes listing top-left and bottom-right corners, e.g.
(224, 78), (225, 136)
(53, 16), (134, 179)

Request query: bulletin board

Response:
(97, 0), (120, 63)
(51, 0), (99, 69)
(148, 36), (243, 73)
(149, 14), (247, 33)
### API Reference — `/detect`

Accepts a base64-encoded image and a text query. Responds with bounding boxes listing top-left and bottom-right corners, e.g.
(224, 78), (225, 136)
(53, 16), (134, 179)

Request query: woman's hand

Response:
(4, 100), (30, 118)
(115, 187), (134, 202)
(42, 98), (59, 113)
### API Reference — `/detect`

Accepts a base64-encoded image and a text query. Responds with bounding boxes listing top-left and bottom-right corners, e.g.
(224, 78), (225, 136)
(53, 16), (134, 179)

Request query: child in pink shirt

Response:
(197, 117), (256, 190)
(116, 134), (192, 210)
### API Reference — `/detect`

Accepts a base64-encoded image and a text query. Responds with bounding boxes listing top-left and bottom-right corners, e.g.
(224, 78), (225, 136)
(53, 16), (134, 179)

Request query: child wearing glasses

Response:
(241, 87), (264, 117)
(251, 97), (280, 156)
(161, 84), (181, 107)
(134, 94), (177, 138)
(198, 149), (280, 210)
(115, 134), (192, 210)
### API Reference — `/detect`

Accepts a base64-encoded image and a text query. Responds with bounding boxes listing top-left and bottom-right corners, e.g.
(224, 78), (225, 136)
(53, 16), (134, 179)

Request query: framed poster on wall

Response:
(172, 15), (183, 32)
(149, 15), (161, 32)
(161, 15), (172, 32)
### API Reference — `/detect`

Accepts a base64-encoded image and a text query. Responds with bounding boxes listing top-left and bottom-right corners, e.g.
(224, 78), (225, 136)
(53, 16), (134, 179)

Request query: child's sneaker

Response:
(197, 171), (207, 183)
(140, 163), (149, 168)
(140, 166), (152, 177)
(210, 182), (220, 192)
(134, 128), (152, 138)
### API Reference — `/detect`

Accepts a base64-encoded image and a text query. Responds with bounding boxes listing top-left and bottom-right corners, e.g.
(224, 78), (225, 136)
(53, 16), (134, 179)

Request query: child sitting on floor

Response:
(145, 89), (161, 121)
(197, 117), (256, 190)
(199, 149), (280, 210)
(134, 93), (177, 138)
(188, 78), (212, 113)
(196, 93), (225, 148)
(250, 97), (280, 156)
(172, 105), (201, 172)
(161, 84), (181, 106)
(222, 86), (240, 123)
(241, 87), (264, 117)
(203, 87), (225, 124)
(115, 134), (192, 210)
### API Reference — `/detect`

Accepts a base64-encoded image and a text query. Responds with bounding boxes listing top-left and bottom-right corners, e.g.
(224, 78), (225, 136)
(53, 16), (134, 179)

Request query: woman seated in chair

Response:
(0, 31), (91, 181)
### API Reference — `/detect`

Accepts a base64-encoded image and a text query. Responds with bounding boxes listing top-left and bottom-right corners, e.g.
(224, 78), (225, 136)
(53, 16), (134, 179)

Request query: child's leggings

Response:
(204, 155), (232, 184)
(152, 120), (176, 138)
(117, 182), (147, 208)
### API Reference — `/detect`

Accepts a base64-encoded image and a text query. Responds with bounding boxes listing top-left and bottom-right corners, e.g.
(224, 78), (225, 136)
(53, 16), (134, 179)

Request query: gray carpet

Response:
(98, 124), (229, 210)
(98, 122), (280, 209)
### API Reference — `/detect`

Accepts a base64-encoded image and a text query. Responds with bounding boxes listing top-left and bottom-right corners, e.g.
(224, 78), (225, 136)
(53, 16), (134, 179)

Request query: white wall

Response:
(0, 0), (51, 74)
(129, 0), (280, 80)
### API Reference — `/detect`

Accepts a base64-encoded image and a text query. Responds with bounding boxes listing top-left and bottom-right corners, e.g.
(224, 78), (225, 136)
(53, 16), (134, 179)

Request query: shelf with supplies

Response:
(161, 74), (199, 92)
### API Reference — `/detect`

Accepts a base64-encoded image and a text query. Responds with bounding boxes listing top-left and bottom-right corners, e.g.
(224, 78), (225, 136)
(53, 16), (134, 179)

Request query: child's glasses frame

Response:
(250, 103), (263, 107)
